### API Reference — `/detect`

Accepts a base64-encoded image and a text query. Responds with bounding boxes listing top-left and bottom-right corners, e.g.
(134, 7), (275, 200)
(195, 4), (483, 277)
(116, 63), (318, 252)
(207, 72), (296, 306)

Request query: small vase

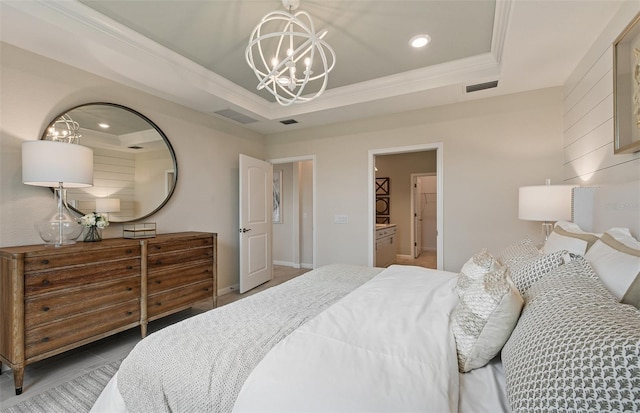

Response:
(84, 226), (102, 242)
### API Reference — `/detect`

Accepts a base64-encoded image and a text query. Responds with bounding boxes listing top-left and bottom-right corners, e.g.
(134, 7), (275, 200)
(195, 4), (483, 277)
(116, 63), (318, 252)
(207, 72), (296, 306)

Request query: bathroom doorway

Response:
(369, 143), (443, 270)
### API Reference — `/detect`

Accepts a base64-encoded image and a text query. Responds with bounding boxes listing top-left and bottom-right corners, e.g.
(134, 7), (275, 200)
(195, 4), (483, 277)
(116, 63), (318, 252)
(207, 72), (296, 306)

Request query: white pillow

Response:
(585, 228), (640, 301)
(455, 249), (501, 297)
(543, 221), (600, 256)
(452, 265), (524, 373)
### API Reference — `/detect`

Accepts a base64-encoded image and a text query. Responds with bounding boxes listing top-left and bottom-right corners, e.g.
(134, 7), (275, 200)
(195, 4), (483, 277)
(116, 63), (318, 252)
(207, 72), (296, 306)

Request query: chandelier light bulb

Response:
(245, 0), (336, 106)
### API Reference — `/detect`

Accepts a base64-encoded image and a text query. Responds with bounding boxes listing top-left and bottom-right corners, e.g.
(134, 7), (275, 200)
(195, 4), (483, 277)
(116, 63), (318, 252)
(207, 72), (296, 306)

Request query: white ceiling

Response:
(0, 0), (624, 135)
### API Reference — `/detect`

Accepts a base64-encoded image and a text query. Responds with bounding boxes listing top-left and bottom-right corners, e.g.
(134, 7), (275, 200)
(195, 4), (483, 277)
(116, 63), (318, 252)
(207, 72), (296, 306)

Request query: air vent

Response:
(128, 145), (143, 150)
(214, 109), (258, 124)
(465, 80), (499, 93)
(280, 119), (298, 125)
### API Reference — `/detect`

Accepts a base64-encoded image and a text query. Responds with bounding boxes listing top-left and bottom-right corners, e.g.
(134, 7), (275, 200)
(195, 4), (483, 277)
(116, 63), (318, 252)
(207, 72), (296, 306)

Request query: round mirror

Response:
(41, 103), (178, 223)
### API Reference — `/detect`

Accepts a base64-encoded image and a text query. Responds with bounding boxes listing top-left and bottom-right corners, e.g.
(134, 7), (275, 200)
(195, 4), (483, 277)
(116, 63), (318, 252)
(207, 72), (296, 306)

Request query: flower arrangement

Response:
(80, 212), (110, 229)
(80, 212), (109, 242)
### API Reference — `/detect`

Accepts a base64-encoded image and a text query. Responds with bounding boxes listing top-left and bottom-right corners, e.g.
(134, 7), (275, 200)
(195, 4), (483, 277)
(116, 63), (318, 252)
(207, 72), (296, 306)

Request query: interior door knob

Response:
(240, 228), (251, 233)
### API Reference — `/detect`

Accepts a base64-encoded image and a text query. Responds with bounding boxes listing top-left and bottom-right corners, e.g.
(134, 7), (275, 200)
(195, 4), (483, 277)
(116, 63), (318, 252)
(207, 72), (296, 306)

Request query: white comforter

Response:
(233, 265), (461, 412)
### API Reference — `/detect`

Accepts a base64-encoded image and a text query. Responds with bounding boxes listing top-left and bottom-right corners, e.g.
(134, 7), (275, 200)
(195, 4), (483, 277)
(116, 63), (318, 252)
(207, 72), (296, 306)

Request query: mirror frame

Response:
(42, 102), (178, 222)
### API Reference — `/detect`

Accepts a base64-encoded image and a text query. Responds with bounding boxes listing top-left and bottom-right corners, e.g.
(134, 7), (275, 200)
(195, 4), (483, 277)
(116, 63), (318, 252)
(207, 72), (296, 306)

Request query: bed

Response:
(92, 181), (640, 413)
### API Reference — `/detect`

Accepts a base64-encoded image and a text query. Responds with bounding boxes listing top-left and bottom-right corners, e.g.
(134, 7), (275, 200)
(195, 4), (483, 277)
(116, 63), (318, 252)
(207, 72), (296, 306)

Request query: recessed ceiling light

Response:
(98, 123), (110, 129)
(410, 34), (431, 48)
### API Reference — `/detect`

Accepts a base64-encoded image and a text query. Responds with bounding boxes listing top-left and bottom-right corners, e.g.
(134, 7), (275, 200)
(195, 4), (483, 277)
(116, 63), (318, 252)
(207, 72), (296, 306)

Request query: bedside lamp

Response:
(519, 179), (574, 241)
(22, 140), (94, 247)
(95, 197), (120, 219)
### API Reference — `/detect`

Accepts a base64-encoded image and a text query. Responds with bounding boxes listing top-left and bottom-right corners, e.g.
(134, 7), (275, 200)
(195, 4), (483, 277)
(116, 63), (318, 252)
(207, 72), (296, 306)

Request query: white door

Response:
(239, 154), (273, 293)
(413, 176), (422, 258)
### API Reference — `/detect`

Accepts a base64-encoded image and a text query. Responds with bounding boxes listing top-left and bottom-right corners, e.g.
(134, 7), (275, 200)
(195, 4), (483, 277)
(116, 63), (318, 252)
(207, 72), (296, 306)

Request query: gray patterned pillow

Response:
(498, 237), (541, 269)
(508, 250), (572, 295)
(502, 260), (640, 412)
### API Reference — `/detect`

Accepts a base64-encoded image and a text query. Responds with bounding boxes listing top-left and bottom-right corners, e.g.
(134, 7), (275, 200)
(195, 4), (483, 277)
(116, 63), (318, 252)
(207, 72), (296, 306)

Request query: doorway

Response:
(369, 143), (443, 270)
(268, 155), (316, 270)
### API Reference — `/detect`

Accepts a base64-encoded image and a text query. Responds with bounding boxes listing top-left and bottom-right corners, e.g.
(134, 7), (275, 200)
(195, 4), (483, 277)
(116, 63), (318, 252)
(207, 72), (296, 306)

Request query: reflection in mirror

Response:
(42, 103), (177, 223)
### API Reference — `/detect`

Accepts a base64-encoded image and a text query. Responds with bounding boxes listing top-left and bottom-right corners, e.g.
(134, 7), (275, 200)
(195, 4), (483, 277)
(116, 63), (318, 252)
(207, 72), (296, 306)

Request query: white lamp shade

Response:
(518, 185), (574, 221)
(22, 140), (93, 188)
(95, 198), (121, 213)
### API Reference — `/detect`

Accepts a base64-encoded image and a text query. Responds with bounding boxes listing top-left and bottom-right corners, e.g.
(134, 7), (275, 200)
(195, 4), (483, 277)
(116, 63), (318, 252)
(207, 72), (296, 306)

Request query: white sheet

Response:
(233, 265), (461, 412)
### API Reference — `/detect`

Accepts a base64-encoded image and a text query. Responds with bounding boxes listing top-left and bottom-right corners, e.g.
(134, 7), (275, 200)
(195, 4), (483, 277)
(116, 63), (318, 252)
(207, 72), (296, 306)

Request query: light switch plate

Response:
(334, 214), (349, 224)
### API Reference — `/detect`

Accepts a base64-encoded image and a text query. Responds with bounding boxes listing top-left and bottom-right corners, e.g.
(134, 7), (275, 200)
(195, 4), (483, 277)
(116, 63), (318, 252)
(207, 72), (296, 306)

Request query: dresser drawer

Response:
(24, 245), (140, 272)
(25, 277), (140, 329)
(147, 236), (213, 256)
(148, 262), (213, 295)
(25, 300), (140, 360)
(147, 280), (213, 319)
(147, 247), (213, 272)
(24, 258), (140, 296)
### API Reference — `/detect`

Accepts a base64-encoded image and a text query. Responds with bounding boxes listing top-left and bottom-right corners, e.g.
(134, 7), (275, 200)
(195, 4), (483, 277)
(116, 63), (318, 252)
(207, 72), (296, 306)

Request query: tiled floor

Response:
(0, 265), (309, 410)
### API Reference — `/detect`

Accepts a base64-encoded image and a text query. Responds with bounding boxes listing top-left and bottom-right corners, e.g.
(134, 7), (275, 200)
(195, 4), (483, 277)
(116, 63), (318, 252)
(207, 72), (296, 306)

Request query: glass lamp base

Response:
(35, 187), (83, 247)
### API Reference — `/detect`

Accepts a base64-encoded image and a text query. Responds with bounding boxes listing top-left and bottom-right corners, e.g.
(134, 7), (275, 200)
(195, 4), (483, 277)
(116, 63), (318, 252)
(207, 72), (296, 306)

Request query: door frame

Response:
(268, 155), (317, 270)
(368, 143), (443, 269)
(411, 173), (437, 259)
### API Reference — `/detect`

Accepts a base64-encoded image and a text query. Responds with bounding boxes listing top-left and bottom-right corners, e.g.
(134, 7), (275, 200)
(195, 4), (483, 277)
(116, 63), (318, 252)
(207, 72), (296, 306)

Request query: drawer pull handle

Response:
(42, 337), (49, 343)
(42, 280), (50, 286)
(156, 302), (162, 306)
(42, 306), (50, 312)
(126, 249), (133, 254)
(126, 311), (133, 316)
(155, 280), (161, 284)
(155, 245), (162, 250)
(41, 259), (50, 265)
(155, 260), (162, 265)
(127, 287), (133, 291)
(126, 266), (133, 270)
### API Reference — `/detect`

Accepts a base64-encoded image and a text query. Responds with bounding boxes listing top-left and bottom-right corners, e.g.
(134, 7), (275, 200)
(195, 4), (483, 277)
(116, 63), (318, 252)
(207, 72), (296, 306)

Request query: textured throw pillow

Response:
(497, 237), (541, 269)
(508, 249), (572, 296)
(452, 264), (524, 373)
(543, 221), (600, 256)
(502, 262), (640, 412)
(585, 228), (640, 302)
(455, 249), (501, 297)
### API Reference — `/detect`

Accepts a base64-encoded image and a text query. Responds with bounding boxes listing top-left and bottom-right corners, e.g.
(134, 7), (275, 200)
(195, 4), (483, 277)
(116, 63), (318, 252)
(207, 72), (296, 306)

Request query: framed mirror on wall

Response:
(42, 103), (178, 222)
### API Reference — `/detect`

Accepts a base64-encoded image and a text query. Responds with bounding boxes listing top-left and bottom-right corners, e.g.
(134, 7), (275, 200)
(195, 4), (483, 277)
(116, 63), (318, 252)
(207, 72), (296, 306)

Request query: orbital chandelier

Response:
(245, 0), (336, 106)
(45, 113), (82, 144)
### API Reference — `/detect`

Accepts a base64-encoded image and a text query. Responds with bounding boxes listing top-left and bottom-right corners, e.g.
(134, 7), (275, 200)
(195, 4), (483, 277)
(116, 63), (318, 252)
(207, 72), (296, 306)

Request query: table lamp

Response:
(22, 140), (94, 247)
(518, 179), (574, 241)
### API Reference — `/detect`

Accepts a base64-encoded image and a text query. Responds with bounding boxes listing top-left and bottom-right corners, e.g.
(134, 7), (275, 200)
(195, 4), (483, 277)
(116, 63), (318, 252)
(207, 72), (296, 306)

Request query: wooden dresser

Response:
(0, 231), (216, 395)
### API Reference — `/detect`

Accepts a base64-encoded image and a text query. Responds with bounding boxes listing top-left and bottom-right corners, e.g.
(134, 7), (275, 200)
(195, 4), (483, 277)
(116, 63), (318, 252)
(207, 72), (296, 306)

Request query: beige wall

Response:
(0, 43), (266, 291)
(563, 2), (640, 185)
(265, 88), (567, 271)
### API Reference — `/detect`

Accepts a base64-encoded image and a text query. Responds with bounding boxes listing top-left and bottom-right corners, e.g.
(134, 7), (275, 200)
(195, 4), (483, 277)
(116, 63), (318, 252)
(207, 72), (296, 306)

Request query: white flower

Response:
(80, 212), (109, 229)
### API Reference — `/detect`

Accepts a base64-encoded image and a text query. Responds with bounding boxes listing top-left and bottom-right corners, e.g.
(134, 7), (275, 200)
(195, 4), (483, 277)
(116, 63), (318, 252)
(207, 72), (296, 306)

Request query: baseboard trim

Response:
(218, 284), (239, 296)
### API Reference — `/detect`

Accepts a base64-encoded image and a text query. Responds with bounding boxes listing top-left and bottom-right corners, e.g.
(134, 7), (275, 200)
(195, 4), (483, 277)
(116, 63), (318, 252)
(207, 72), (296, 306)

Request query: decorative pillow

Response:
(585, 227), (640, 301)
(502, 263), (640, 412)
(497, 237), (541, 269)
(508, 250), (572, 295)
(543, 220), (600, 256)
(455, 249), (500, 297)
(452, 264), (523, 373)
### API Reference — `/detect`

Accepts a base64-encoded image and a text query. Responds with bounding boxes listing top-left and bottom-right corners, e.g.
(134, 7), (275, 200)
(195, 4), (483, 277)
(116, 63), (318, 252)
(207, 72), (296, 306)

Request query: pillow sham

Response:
(585, 227), (640, 302)
(502, 262), (640, 412)
(452, 264), (523, 373)
(455, 248), (500, 297)
(542, 220), (599, 256)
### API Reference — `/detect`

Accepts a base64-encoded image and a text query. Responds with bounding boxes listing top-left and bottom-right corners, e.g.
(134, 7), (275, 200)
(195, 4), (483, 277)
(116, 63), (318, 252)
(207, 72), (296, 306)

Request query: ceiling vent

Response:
(213, 109), (258, 124)
(280, 119), (298, 125)
(465, 80), (499, 93)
